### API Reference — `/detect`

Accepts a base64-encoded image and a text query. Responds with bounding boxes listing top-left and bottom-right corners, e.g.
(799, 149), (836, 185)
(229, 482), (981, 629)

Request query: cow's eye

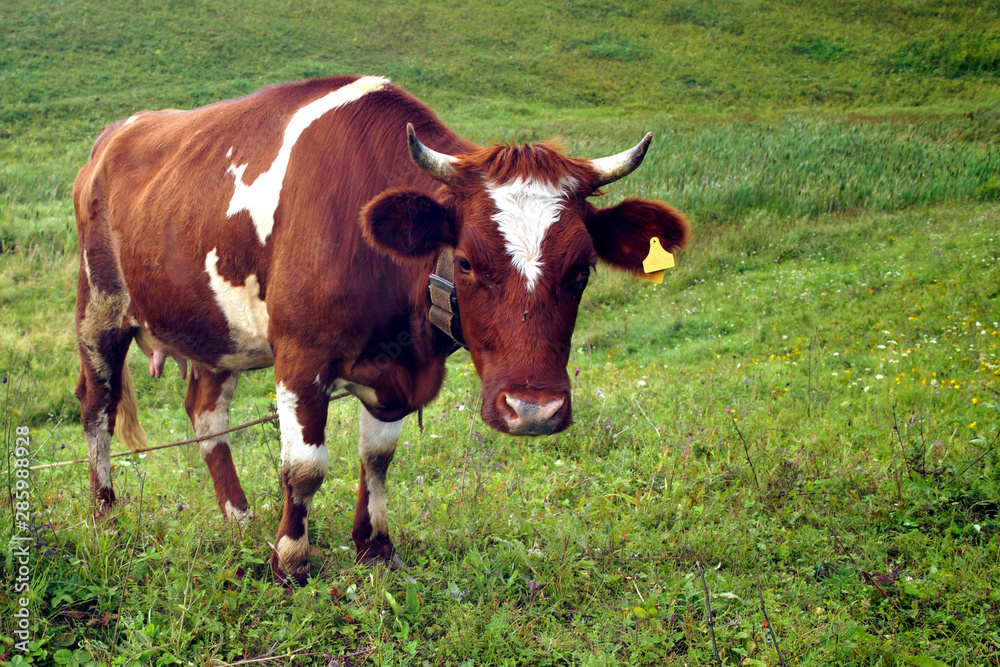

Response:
(567, 265), (591, 299)
(457, 257), (473, 273)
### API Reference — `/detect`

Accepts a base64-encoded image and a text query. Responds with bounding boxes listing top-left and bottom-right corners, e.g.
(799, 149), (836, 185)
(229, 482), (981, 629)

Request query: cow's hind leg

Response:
(352, 407), (403, 568)
(75, 254), (137, 518)
(184, 369), (250, 522)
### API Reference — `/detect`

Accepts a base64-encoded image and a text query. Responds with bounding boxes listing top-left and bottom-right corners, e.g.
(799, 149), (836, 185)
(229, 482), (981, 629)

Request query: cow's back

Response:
(74, 75), (467, 370)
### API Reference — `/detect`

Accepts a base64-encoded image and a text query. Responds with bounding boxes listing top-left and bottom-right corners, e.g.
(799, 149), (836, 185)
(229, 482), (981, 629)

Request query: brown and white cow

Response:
(73, 74), (688, 584)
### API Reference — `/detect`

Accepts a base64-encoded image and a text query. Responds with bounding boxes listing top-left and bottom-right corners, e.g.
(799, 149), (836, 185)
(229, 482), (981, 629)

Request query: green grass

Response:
(3, 0), (1000, 665)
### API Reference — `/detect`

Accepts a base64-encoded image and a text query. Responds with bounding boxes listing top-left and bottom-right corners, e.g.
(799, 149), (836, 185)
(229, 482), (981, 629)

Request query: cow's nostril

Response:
(503, 395), (566, 435)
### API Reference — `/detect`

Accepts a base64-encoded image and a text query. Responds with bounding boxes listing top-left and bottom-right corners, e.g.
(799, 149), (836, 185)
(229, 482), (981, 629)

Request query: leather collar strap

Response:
(428, 247), (466, 351)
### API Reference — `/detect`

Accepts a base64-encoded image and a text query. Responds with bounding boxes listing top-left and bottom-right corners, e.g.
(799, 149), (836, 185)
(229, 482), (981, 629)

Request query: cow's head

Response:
(362, 125), (688, 436)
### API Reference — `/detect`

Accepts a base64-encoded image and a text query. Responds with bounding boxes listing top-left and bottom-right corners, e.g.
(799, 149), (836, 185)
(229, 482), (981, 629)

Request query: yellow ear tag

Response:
(635, 237), (674, 284)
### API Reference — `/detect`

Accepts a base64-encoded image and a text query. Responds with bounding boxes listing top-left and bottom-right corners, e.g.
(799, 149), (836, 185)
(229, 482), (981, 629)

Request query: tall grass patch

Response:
(634, 118), (1000, 222)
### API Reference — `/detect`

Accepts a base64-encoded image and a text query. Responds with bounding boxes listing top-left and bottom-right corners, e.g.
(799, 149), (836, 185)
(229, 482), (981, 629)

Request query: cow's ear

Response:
(361, 188), (457, 258)
(586, 198), (689, 272)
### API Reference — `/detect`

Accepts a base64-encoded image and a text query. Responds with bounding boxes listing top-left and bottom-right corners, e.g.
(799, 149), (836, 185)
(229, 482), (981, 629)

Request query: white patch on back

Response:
(225, 75), (391, 244)
(487, 176), (576, 292)
(204, 248), (273, 370)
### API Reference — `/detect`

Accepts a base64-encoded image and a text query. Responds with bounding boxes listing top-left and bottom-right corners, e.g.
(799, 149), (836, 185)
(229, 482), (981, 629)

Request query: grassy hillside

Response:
(2, 1), (999, 666)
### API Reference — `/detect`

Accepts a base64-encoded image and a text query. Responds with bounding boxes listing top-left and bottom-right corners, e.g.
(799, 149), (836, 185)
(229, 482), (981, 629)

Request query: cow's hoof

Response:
(357, 552), (406, 570)
(223, 501), (254, 525)
(91, 500), (118, 527)
(269, 552), (310, 587)
(389, 553), (406, 570)
(355, 536), (404, 570)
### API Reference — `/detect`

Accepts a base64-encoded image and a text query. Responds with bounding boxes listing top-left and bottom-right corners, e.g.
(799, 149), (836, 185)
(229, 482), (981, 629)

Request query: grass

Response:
(2, 0), (1000, 665)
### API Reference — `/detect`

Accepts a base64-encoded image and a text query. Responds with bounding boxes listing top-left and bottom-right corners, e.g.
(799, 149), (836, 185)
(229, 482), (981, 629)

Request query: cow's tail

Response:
(116, 357), (149, 453)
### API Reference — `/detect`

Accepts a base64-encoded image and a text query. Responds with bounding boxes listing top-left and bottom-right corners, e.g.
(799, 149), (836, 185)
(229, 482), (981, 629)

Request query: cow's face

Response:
(363, 127), (688, 436)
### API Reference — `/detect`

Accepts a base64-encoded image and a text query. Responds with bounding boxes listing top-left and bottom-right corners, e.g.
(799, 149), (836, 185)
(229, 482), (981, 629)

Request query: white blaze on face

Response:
(487, 176), (576, 292)
(225, 75), (391, 244)
(204, 248), (273, 369)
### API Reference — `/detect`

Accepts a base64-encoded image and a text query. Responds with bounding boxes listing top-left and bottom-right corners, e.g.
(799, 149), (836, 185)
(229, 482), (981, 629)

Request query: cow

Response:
(73, 74), (688, 585)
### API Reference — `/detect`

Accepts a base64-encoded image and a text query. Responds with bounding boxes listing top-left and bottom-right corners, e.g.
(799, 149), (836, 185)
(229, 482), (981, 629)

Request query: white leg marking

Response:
(85, 411), (112, 488)
(487, 176), (578, 292)
(275, 533), (311, 577)
(359, 408), (402, 539)
(226, 75), (391, 244)
(359, 409), (403, 457)
(79, 252), (130, 380)
(224, 500), (253, 524)
(276, 382), (329, 475)
(204, 248), (273, 369)
(195, 372), (239, 458)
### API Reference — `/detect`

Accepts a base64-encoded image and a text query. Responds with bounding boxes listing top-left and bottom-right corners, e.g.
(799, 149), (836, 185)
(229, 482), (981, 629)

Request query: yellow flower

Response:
(969, 421), (977, 429)
(972, 397), (978, 404)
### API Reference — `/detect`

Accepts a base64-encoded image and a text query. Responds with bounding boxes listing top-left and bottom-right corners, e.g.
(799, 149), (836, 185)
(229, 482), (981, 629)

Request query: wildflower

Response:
(637, 380), (646, 386)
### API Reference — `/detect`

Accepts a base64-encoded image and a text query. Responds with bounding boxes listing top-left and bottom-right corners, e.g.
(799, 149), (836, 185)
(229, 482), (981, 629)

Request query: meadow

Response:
(2, 1), (999, 665)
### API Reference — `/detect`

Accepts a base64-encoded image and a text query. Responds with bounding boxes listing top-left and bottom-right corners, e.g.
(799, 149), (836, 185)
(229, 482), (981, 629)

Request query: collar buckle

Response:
(428, 249), (466, 350)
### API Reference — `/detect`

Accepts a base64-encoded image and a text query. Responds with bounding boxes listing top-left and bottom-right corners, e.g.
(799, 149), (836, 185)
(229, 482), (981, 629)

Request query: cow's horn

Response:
(407, 123), (458, 184)
(589, 132), (653, 188)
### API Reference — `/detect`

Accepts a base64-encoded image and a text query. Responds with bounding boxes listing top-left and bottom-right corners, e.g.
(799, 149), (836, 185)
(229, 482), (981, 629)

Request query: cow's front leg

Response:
(352, 407), (404, 567)
(270, 373), (330, 586)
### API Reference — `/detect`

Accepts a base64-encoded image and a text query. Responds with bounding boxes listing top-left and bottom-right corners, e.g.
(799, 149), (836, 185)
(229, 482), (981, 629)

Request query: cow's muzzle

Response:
(497, 392), (570, 436)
